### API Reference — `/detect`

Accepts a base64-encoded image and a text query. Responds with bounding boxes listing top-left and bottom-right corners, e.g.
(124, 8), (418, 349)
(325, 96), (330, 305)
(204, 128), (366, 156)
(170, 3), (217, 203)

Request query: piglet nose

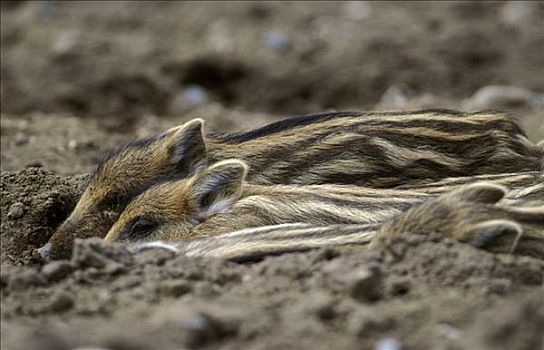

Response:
(38, 242), (52, 260)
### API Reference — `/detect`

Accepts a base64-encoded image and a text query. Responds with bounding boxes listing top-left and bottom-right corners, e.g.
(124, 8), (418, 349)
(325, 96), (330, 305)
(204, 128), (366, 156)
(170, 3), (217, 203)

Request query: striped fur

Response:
(104, 160), (543, 249)
(130, 223), (379, 262)
(373, 183), (544, 258)
(104, 160), (430, 242)
(398, 171), (543, 193)
(213, 110), (542, 186)
(130, 183), (544, 261)
(46, 109), (543, 259)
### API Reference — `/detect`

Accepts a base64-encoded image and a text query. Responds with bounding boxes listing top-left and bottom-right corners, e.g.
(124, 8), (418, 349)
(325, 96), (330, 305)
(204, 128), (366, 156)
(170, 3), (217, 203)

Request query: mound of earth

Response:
(2, 234), (543, 350)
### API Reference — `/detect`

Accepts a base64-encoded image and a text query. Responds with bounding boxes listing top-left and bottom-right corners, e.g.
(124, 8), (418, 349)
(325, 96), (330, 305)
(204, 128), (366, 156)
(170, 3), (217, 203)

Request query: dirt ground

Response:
(1, 2), (543, 350)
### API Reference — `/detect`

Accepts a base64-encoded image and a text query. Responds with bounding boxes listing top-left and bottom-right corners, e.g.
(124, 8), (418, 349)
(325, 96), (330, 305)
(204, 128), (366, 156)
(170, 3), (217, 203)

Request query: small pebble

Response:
(67, 139), (95, 150)
(14, 131), (29, 145)
(182, 313), (214, 347)
(181, 311), (238, 347)
(376, 337), (401, 350)
(262, 30), (290, 52)
(7, 202), (26, 219)
(183, 314), (210, 332)
(169, 85), (209, 113)
(68, 139), (78, 150)
(181, 85), (209, 107)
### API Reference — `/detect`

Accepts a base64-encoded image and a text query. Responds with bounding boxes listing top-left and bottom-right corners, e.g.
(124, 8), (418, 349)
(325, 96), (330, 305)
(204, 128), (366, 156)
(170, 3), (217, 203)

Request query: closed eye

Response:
(122, 217), (157, 240)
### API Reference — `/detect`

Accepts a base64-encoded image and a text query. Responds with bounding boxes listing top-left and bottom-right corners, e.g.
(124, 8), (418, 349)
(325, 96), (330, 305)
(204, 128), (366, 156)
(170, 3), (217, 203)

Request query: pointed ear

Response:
(449, 182), (506, 204)
(189, 160), (249, 217)
(466, 219), (523, 253)
(162, 118), (208, 176)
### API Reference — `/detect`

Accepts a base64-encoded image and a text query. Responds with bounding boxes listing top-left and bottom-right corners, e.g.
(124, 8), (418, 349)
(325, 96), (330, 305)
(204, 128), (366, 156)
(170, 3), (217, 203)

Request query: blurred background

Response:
(1, 1), (543, 174)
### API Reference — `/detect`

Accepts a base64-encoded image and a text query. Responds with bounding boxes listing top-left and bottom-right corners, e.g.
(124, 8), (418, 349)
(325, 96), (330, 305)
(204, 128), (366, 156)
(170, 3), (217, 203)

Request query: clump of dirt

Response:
(1, 234), (543, 350)
(0, 168), (83, 266)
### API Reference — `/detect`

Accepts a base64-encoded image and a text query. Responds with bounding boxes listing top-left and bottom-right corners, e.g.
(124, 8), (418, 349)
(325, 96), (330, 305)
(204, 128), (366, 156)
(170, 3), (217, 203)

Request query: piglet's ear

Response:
(162, 118), (208, 176)
(466, 219), (522, 253)
(189, 160), (248, 217)
(449, 182), (506, 204)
